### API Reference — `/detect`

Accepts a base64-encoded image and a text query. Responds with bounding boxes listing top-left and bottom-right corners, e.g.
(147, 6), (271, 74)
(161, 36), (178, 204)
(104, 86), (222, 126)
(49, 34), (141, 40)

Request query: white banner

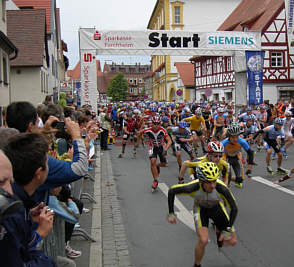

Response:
(80, 50), (97, 112)
(285, 0), (294, 45)
(79, 28), (261, 56)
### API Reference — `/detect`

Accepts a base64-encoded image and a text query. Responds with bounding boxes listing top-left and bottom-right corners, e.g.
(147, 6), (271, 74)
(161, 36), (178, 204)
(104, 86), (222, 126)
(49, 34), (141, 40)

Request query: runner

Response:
(167, 162), (238, 267)
(253, 117), (288, 176)
(161, 115), (176, 156)
(171, 121), (194, 175)
(178, 141), (229, 185)
(118, 112), (137, 158)
(183, 108), (207, 155)
(281, 111), (294, 159)
(139, 115), (172, 192)
(221, 123), (255, 188)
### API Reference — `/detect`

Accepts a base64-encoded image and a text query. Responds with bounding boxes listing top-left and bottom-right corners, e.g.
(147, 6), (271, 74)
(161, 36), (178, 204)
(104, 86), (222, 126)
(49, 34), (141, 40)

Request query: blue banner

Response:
(245, 51), (265, 105)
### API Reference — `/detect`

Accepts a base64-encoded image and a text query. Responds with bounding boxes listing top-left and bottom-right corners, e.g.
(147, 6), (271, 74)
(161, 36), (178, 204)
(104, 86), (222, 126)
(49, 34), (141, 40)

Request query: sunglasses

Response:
(153, 122), (161, 125)
(211, 154), (223, 158)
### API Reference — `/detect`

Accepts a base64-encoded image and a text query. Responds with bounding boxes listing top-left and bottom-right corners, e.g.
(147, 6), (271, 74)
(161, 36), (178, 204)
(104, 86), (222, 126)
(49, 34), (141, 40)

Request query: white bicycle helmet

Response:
(207, 141), (224, 153)
(227, 123), (242, 136)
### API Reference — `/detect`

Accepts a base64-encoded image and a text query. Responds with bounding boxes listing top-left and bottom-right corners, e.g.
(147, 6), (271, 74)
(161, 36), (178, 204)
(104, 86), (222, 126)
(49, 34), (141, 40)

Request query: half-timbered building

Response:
(191, 0), (294, 104)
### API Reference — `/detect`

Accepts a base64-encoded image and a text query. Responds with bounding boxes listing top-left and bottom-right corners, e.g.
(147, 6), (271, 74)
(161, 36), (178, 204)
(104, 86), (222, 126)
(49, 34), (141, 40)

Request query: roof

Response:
(174, 62), (194, 87)
(218, 0), (284, 32)
(66, 60), (102, 81)
(97, 72), (108, 94)
(7, 9), (46, 67)
(13, 0), (52, 34)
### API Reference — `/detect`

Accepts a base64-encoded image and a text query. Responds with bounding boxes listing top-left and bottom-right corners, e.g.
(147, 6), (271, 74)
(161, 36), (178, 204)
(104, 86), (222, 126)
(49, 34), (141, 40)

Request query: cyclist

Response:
(221, 123), (255, 188)
(253, 117), (288, 176)
(183, 108), (207, 155)
(167, 162), (238, 267)
(139, 115), (172, 191)
(178, 141), (229, 185)
(172, 121), (194, 174)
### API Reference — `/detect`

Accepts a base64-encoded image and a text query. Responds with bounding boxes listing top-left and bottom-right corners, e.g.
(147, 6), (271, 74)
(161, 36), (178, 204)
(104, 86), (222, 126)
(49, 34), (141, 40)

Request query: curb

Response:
(89, 148), (102, 267)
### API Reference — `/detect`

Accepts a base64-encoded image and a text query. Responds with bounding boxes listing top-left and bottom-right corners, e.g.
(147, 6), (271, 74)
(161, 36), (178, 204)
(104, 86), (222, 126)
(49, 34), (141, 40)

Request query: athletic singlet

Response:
(221, 137), (250, 157)
(168, 179), (238, 227)
(183, 115), (205, 131)
(142, 127), (169, 147)
(263, 125), (285, 140)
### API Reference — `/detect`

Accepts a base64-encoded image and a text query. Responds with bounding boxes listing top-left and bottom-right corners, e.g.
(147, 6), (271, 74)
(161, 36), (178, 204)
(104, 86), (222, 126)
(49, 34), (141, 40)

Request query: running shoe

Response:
(282, 150), (288, 159)
(276, 167), (288, 175)
(178, 177), (185, 184)
(65, 243), (82, 259)
(234, 182), (243, 188)
(152, 180), (158, 190)
(274, 175), (290, 184)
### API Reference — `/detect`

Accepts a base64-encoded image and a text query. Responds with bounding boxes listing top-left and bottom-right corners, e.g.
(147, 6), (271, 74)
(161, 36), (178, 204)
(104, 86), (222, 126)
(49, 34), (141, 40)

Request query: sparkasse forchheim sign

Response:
(79, 29), (261, 110)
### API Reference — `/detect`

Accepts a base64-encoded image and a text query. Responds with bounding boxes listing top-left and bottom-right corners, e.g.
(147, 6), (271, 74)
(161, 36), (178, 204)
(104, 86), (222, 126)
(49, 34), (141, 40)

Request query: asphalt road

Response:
(109, 141), (294, 267)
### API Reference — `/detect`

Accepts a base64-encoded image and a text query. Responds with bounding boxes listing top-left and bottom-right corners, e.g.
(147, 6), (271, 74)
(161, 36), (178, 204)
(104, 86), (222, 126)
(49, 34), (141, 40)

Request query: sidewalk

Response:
(70, 147), (133, 267)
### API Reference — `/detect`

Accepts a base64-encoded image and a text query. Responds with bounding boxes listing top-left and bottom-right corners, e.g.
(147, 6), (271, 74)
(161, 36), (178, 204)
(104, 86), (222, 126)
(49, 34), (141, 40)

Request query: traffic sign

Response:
(176, 89), (183, 96)
(205, 88), (212, 97)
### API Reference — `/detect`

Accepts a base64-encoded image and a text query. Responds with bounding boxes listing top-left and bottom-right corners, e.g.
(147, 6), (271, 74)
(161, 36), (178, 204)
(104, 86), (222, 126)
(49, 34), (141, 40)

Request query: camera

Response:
(46, 208), (53, 214)
(51, 121), (66, 131)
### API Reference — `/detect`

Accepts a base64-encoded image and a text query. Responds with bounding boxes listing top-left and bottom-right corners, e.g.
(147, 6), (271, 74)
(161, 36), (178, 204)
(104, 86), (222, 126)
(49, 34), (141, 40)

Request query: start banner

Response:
(79, 28), (261, 56)
(245, 51), (265, 105)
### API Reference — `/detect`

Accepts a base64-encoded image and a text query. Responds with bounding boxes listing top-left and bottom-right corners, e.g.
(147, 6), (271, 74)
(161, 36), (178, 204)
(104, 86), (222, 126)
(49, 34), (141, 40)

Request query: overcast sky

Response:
(56, 0), (157, 70)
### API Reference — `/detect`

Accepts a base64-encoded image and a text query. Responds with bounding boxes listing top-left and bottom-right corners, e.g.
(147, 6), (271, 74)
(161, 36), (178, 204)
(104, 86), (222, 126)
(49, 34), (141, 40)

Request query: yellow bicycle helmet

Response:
(196, 162), (219, 182)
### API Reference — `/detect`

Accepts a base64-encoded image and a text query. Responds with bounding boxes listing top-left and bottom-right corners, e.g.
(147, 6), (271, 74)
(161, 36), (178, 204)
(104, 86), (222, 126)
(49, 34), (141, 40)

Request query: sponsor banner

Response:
(79, 29), (261, 56)
(285, 0), (294, 45)
(80, 50), (97, 112)
(245, 51), (265, 105)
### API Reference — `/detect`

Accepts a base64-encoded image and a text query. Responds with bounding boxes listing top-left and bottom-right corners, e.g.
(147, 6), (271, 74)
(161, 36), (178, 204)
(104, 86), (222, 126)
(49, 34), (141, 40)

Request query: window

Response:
(129, 79), (133, 84)
(41, 72), (44, 93)
(226, 57), (232, 71)
(139, 78), (142, 83)
(134, 79), (137, 85)
(130, 88), (133, 94)
(174, 6), (180, 24)
(3, 55), (8, 85)
(271, 52), (283, 67)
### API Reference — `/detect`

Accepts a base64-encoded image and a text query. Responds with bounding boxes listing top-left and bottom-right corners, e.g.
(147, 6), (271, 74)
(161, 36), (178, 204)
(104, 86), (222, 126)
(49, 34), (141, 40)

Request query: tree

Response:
(107, 73), (129, 101)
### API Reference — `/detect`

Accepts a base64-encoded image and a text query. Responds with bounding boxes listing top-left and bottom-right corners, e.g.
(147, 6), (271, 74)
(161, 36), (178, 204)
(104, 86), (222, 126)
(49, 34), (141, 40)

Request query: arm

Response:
(168, 181), (200, 214)
(216, 183), (238, 227)
(48, 195), (79, 224)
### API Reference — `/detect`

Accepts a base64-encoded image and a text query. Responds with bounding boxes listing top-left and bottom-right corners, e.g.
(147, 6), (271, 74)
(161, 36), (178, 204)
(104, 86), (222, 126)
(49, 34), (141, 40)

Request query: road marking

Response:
(252, 176), (294, 196)
(158, 182), (195, 231)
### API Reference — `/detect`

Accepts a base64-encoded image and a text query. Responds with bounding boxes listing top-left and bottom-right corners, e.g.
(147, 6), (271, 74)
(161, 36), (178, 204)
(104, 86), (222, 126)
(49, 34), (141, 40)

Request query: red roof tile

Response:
(7, 9), (46, 67)
(66, 60), (101, 82)
(13, 0), (52, 34)
(174, 62), (194, 87)
(218, 0), (284, 32)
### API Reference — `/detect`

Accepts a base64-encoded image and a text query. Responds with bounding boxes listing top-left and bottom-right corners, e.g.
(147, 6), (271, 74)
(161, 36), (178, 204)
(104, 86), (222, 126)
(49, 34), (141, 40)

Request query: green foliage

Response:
(58, 92), (67, 107)
(107, 73), (129, 101)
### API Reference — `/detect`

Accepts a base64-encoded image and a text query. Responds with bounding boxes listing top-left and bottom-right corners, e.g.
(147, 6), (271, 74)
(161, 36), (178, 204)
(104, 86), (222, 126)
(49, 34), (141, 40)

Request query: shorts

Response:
(149, 146), (167, 163)
(191, 130), (203, 137)
(263, 138), (281, 153)
(123, 132), (137, 142)
(193, 203), (232, 232)
(175, 142), (193, 155)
